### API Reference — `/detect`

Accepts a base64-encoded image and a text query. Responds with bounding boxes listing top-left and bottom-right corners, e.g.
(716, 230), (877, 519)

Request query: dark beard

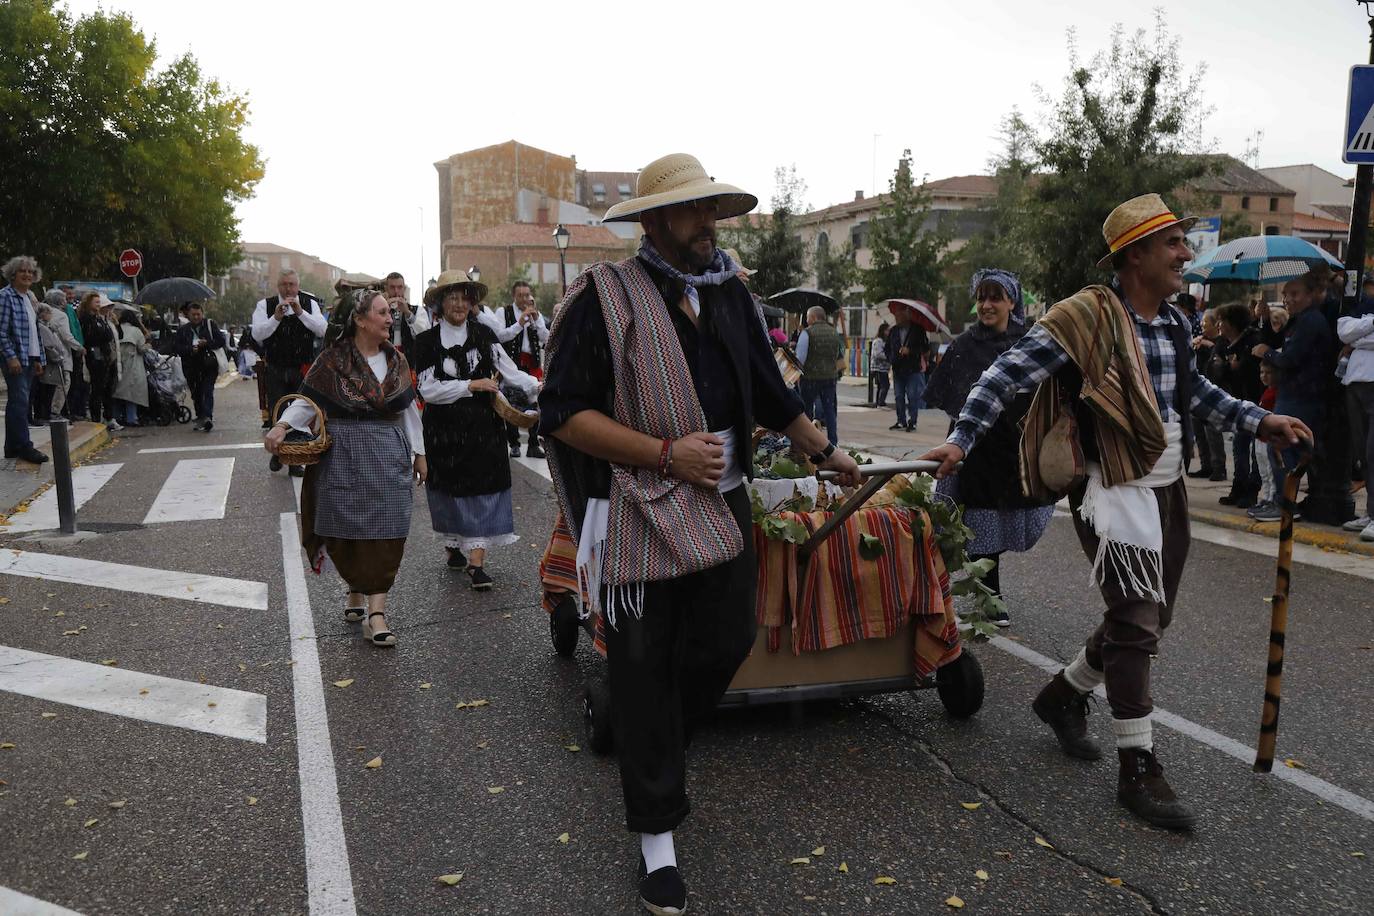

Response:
(661, 232), (716, 272)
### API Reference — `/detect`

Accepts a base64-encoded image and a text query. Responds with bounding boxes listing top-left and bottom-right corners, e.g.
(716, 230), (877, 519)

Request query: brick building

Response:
(1185, 155), (1296, 237)
(442, 222), (631, 294)
(232, 242), (347, 297)
(434, 141), (580, 249)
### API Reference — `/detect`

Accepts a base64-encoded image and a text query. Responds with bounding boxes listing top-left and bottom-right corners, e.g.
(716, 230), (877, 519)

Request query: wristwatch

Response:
(809, 443), (835, 465)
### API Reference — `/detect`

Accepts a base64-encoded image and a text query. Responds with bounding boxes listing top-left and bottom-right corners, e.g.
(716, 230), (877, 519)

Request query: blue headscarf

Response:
(969, 268), (1025, 326)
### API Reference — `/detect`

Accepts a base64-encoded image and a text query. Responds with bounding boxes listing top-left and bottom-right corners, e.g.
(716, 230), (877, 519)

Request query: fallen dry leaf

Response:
(558, 832), (570, 844)
(487, 786), (505, 795)
(62, 629), (80, 636)
(790, 857), (811, 866)
(838, 862), (849, 874)
(83, 818), (98, 828)
(960, 802), (982, 811)
(138, 689), (149, 696)
(1104, 877), (1124, 887)
(975, 869), (989, 881)
(207, 702), (217, 708)
(476, 741), (490, 750)
(0, 596), (9, 604)
(874, 876), (896, 886)
(1035, 837), (1054, 849)
(1284, 759), (1306, 769)
(40, 712), (57, 719)
(946, 896), (965, 909)
(564, 744), (580, 752)
(0, 743), (15, 750)
(1352, 851), (1366, 858)
(247, 796), (259, 806)
(364, 757), (382, 769)
(53, 610), (65, 617)
(812, 846), (826, 857)
(455, 699), (491, 710)
(419, 683), (432, 690)
(99, 659), (117, 666)
(107, 800), (126, 809)
(435, 873), (464, 886)
(238, 664), (247, 672)
(63, 797), (77, 807)
(332, 679), (355, 689)
(72, 851), (88, 861)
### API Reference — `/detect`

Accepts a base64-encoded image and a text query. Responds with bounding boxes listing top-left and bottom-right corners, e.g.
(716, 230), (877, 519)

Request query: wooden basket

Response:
(493, 390), (539, 430)
(271, 395), (332, 466)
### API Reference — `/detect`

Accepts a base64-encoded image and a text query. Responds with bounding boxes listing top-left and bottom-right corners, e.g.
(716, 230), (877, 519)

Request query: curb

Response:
(0, 424), (111, 520)
(1187, 506), (1374, 558)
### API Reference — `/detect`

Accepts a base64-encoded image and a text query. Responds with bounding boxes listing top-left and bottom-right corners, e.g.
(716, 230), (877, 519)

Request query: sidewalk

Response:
(833, 378), (1374, 558)
(0, 385), (110, 516)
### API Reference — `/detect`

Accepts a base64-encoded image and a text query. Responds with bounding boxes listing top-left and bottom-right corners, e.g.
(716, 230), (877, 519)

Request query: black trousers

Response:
(86, 360), (109, 422)
(602, 484), (757, 834)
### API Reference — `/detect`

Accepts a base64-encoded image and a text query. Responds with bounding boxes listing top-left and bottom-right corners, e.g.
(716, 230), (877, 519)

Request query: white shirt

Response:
(278, 351), (424, 455)
(391, 302), (430, 348)
(251, 296), (327, 343)
(416, 318), (541, 405)
(476, 304), (526, 344)
(1338, 314), (1374, 385)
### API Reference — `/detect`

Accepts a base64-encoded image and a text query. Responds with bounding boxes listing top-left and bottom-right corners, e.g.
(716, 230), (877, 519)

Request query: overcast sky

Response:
(67, 0), (1372, 287)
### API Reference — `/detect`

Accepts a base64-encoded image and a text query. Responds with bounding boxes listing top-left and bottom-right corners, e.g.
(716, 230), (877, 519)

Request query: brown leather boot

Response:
(1031, 672), (1102, 760)
(1117, 748), (1198, 830)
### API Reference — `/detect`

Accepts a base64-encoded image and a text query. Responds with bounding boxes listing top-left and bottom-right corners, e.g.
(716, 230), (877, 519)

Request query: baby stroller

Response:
(145, 351), (193, 426)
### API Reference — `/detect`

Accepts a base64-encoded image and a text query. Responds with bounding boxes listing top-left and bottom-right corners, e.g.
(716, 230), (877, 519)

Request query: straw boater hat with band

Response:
(1096, 193), (1197, 269)
(424, 269), (489, 310)
(602, 153), (758, 223)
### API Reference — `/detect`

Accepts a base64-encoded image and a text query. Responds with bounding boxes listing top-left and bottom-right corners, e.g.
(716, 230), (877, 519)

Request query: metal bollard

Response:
(48, 419), (77, 534)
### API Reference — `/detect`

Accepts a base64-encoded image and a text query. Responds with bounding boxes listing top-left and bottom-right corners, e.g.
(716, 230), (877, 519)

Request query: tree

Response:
(0, 1), (263, 283)
(1018, 17), (1214, 302)
(209, 281), (259, 326)
(862, 152), (949, 304)
(815, 239), (860, 302)
(942, 110), (1037, 323)
(723, 165), (810, 297)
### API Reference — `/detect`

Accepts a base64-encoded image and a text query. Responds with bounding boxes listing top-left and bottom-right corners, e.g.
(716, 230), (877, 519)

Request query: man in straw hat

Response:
(921, 193), (1310, 831)
(540, 153), (861, 913)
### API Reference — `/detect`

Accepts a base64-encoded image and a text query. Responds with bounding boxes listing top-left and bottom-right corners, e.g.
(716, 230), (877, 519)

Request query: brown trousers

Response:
(1069, 478), (1191, 720)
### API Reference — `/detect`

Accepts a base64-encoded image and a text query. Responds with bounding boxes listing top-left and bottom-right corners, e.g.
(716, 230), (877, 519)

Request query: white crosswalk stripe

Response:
(0, 886), (85, 916)
(0, 548), (267, 609)
(137, 442), (263, 455)
(512, 455), (551, 481)
(0, 645), (267, 743)
(1, 464), (123, 533)
(142, 457), (235, 524)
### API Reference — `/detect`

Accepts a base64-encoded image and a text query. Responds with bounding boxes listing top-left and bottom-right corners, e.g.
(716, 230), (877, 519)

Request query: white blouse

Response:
(278, 351), (424, 455)
(416, 319), (541, 405)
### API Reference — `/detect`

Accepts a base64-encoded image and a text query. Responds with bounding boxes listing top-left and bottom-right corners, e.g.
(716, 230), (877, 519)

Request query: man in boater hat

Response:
(540, 154), (861, 913)
(921, 194), (1310, 830)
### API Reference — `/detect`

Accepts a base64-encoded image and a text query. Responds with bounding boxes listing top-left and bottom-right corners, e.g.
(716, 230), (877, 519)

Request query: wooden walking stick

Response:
(1253, 441), (1312, 773)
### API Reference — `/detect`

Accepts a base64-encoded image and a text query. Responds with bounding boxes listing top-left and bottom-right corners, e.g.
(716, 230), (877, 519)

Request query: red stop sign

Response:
(119, 249), (143, 278)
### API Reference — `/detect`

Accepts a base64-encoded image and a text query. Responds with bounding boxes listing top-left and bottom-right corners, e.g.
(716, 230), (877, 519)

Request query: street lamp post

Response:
(553, 224), (570, 297)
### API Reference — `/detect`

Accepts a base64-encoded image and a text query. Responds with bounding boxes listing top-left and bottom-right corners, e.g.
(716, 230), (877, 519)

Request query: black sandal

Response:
(343, 600), (366, 623)
(363, 611), (396, 647)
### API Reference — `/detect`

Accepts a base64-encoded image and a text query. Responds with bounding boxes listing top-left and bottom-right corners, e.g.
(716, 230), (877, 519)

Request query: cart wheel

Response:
(584, 680), (614, 755)
(176, 406), (193, 424)
(157, 405), (173, 426)
(935, 650), (985, 719)
(549, 595), (580, 658)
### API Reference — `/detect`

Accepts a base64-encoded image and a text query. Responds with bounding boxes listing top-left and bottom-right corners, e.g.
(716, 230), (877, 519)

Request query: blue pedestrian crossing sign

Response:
(1345, 65), (1374, 163)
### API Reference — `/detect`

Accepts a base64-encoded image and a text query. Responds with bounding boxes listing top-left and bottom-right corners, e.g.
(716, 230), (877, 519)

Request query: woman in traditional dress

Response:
(112, 306), (150, 427)
(265, 290), (426, 647)
(923, 268), (1055, 627)
(412, 270), (540, 590)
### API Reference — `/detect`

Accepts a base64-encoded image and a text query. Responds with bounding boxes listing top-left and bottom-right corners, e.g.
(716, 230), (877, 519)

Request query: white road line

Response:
(0, 548), (267, 610)
(987, 635), (1374, 823)
(143, 457), (235, 524)
(512, 455), (551, 481)
(292, 474), (303, 514)
(0, 886), (85, 915)
(0, 645), (266, 743)
(279, 512), (356, 915)
(138, 442), (263, 455)
(1, 464), (123, 533)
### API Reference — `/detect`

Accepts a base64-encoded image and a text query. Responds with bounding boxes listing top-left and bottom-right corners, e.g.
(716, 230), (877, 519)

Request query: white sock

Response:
(1112, 715), (1153, 751)
(641, 831), (676, 872)
(1062, 648), (1104, 694)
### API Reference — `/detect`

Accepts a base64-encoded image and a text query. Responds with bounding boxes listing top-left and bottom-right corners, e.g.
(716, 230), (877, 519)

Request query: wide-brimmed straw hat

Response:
(603, 153), (757, 223)
(1097, 193), (1197, 269)
(424, 269), (488, 309)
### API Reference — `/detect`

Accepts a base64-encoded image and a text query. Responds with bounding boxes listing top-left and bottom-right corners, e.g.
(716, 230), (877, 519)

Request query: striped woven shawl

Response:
(1020, 285), (1166, 499)
(544, 257), (743, 599)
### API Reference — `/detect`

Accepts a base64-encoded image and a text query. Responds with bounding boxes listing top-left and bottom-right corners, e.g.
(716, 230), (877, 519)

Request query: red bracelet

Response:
(657, 437), (673, 478)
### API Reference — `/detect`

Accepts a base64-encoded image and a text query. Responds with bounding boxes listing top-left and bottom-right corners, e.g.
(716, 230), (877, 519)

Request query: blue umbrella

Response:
(1182, 235), (1344, 284)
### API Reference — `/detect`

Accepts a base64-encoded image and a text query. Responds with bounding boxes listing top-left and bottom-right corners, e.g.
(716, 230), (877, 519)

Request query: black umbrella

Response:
(759, 302), (786, 319)
(134, 276), (216, 306)
(767, 288), (839, 315)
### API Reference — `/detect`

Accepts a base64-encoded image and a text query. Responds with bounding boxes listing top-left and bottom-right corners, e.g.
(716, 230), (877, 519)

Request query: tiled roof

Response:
(1315, 203), (1353, 224)
(448, 222), (626, 249)
(241, 242), (299, 254)
(1292, 212), (1349, 232)
(924, 175), (999, 195)
(1188, 156), (1294, 196)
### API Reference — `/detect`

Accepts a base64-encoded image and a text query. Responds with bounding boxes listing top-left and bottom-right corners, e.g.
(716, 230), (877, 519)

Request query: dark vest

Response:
(262, 294), (320, 367)
(801, 322), (842, 381)
(412, 322), (510, 497)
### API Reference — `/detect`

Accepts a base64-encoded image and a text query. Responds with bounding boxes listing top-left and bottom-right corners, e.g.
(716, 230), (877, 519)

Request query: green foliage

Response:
(1219, 211), (1255, 243)
(815, 240), (861, 301)
(1018, 17), (1213, 303)
(723, 165), (810, 297)
(211, 281), (259, 326)
(862, 152), (950, 305)
(749, 491), (812, 545)
(0, 0), (263, 283)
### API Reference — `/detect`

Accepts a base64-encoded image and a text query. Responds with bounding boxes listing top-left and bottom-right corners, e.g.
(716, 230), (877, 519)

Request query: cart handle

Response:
(799, 460), (951, 562)
(815, 459), (943, 481)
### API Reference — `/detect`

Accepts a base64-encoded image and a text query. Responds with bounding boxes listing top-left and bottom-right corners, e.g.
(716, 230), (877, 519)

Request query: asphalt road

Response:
(1, 380), (1370, 915)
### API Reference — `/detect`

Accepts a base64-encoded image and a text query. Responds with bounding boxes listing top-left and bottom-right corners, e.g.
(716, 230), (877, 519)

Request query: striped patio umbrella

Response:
(1182, 234), (1344, 284)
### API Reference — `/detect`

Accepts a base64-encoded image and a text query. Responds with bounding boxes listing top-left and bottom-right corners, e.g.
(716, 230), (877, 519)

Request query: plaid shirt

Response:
(0, 285), (44, 367)
(948, 295), (1267, 455)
